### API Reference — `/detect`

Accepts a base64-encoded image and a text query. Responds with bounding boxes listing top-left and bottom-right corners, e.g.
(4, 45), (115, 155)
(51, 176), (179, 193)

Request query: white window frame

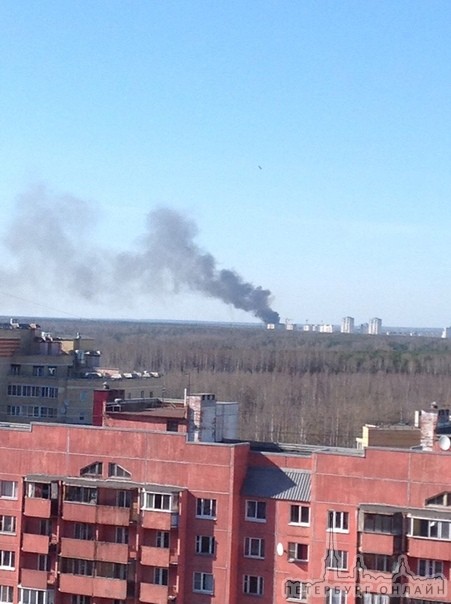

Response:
(288, 541), (308, 562)
(327, 510), (349, 532)
(142, 492), (172, 511)
(363, 594), (389, 604)
(245, 500), (266, 522)
(196, 498), (217, 519)
(326, 588), (347, 604)
(0, 551), (15, 570)
(0, 481), (17, 500)
(326, 549), (348, 571)
(19, 589), (54, 604)
(195, 535), (215, 555)
(0, 516), (15, 534)
(290, 504), (310, 526)
(244, 537), (265, 559)
(0, 585), (13, 604)
(417, 559), (444, 578)
(285, 580), (308, 602)
(243, 574), (264, 596)
(410, 517), (451, 540)
(193, 571), (214, 594)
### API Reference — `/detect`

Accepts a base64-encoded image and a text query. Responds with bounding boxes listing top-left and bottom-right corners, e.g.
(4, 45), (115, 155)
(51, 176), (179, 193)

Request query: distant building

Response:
(356, 423), (421, 449)
(318, 323), (334, 333)
(368, 317), (382, 335)
(340, 316), (354, 334)
(442, 326), (451, 338)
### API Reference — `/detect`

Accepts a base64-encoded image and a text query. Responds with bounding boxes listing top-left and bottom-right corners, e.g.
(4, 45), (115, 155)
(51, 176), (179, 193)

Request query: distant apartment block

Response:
(368, 317), (382, 335)
(341, 316), (355, 334)
(442, 327), (451, 338)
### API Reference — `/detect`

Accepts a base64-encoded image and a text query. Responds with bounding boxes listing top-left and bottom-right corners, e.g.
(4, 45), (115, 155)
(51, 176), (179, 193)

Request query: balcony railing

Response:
(59, 574), (127, 599)
(22, 533), (49, 554)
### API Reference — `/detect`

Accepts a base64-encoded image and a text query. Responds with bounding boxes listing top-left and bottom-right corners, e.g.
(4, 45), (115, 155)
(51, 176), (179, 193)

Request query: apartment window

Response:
(244, 537), (265, 559)
(0, 481), (17, 499)
(196, 498), (216, 519)
(193, 571), (214, 594)
(285, 580), (308, 602)
(418, 559), (444, 578)
(363, 554), (393, 573)
(328, 510), (349, 532)
(32, 366), (45, 377)
(245, 500), (266, 522)
(71, 597), (91, 604)
(143, 492), (173, 511)
(37, 555), (50, 572)
(96, 562), (127, 580)
(19, 589), (54, 604)
(290, 504), (310, 525)
(288, 542), (308, 562)
(410, 517), (451, 540)
(47, 366), (57, 377)
(243, 575), (264, 596)
(27, 482), (51, 499)
(156, 531), (170, 548)
(325, 587), (347, 604)
(80, 462), (103, 477)
(10, 364), (20, 376)
(0, 516), (15, 533)
(363, 513), (394, 534)
(39, 520), (52, 536)
(74, 523), (94, 540)
(65, 486), (97, 504)
(0, 586), (13, 603)
(61, 558), (94, 576)
(108, 463), (131, 479)
(362, 594), (389, 604)
(0, 551), (15, 570)
(117, 490), (131, 508)
(153, 567), (168, 586)
(115, 527), (128, 544)
(196, 535), (215, 555)
(326, 549), (348, 570)
(166, 420), (178, 432)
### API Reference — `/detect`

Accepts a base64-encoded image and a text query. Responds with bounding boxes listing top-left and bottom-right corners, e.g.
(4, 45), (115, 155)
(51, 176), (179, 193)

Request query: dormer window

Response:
(426, 492), (451, 507)
(80, 462), (103, 477)
(108, 463), (131, 479)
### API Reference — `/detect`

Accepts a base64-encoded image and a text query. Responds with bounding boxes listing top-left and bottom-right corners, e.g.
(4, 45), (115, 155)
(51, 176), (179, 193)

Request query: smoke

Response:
(1, 186), (280, 324)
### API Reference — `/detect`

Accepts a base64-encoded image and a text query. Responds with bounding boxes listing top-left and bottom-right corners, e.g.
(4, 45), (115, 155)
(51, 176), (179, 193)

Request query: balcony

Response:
(359, 569), (394, 594)
(96, 506), (130, 526)
(403, 575), (447, 601)
(59, 574), (127, 599)
(24, 498), (51, 518)
(139, 582), (169, 603)
(141, 511), (178, 530)
(20, 569), (52, 590)
(96, 542), (129, 564)
(22, 533), (49, 554)
(141, 546), (170, 567)
(360, 532), (395, 555)
(60, 539), (129, 564)
(63, 502), (97, 523)
(408, 536), (451, 560)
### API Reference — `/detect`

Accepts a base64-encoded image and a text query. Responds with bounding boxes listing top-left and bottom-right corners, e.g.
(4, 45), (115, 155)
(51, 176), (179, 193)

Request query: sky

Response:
(1, 0), (451, 327)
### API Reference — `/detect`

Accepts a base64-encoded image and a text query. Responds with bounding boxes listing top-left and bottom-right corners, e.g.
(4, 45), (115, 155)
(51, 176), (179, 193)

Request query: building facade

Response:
(341, 318), (355, 334)
(1, 396), (451, 604)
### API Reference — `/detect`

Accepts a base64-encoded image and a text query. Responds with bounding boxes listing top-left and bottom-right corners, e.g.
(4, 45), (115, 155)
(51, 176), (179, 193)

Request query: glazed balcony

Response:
(60, 538), (129, 564)
(141, 511), (178, 530)
(22, 533), (49, 554)
(139, 582), (169, 603)
(59, 574), (127, 599)
(24, 498), (51, 518)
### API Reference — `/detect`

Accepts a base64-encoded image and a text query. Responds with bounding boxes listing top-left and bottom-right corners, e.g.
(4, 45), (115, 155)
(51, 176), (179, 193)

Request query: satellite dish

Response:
(439, 435), (451, 451)
(276, 543), (284, 556)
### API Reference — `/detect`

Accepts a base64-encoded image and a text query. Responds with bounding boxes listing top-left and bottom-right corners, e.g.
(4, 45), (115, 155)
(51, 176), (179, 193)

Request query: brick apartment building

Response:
(1, 383), (451, 604)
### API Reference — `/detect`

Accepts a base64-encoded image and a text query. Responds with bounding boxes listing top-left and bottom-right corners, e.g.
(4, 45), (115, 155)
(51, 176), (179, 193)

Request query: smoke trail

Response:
(1, 187), (280, 323)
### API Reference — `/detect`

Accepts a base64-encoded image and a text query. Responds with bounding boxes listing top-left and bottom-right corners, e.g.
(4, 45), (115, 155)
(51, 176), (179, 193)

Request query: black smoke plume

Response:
(1, 187), (280, 324)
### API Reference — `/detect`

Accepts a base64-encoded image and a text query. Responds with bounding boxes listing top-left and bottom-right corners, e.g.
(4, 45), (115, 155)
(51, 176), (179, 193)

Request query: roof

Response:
(241, 467), (311, 501)
(25, 474), (184, 492)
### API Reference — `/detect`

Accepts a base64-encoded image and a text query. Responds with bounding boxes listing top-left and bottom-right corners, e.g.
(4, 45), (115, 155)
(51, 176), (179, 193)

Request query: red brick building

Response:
(1, 390), (451, 604)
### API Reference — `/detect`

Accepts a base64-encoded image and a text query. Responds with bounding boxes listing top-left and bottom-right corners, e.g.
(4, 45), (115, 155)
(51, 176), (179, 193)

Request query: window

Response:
(33, 366), (45, 377)
(325, 588), (347, 604)
(153, 567), (168, 586)
(244, 537), (265, 559)
(0, 481), (17, 499)
(193, 572), (214, 594)
(61, 558), (94, 576)
(410, 517), (451, 540)
(0, 551), (15, 570)
(418, 559), (444, 578)
(74, 523), (94, 540)
(290, 505), (310, 525)
(0, 586), (13, 603)
(326, 549), (348, 570)
(196, 535), (215, 555)
(143, 492), (173, 511)
(47, 366), (57, 377)
(115, 527), (128, 544)
(37, 555), (50, 572)
(156, 531), (169, 548)
(166, 420), (178, 432)
(80, 462), (103, 477)
(363, 554), (393, 573)
(27, 483), (51, 499)
(285, 580), (308, 602)
(10, 364), (20, 376)
(117, 490), (131, 508)
(65, 486), (97, 504)
(363, 513), (394, 534)
(196, 498), (216, 519)
(19, 589), (54, 604)
(328, 511), (349, 532)
(362, 594), (389, 604)
(71, 597), (91, 604)
(288, 542), (308, 562)
(96, 562), (127, 580)
(245, 500), (266, 522)
(243, 575), (264, 596)
(108, 463), (131, 479)
(39, 520), (52, 536)
(0, 516), (15, 533)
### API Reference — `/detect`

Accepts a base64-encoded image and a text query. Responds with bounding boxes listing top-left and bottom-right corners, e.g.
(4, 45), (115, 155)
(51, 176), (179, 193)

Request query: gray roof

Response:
(241, 467), (311, 501)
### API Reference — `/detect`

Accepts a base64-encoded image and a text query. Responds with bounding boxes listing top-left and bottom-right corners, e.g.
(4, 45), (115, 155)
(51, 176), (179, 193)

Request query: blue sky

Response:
(1, 0), (451, 326)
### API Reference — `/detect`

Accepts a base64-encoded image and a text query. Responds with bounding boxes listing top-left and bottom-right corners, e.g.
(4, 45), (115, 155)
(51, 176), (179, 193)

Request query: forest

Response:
(41, 318), (451, 447)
